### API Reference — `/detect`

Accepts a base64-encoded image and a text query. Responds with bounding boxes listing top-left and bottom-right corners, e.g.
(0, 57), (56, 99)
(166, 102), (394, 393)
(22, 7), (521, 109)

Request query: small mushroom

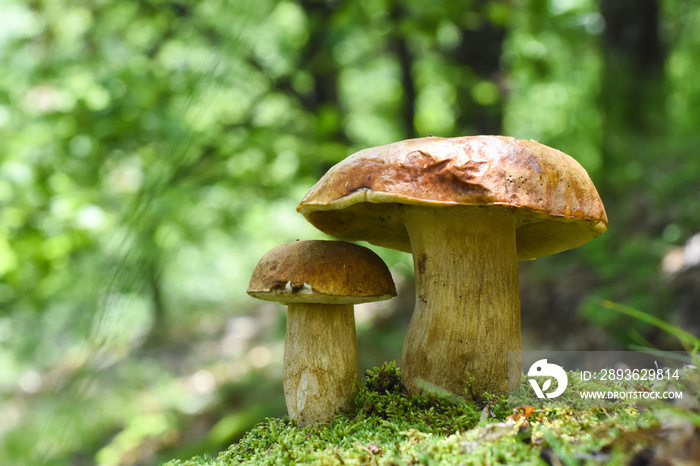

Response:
(247, 240), (396, 426)
(297, 136), (608, 397)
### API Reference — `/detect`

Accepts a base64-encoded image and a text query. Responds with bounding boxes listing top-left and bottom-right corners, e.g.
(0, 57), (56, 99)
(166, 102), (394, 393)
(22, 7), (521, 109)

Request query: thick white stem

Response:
(283, 303), (358, 426)
(401, 206), (521, 397)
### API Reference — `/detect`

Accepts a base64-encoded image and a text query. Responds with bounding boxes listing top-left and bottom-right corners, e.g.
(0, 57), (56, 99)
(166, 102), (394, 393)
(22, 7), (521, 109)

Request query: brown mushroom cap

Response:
(297, 136), (608, 260)
(247, 240), (397, 304)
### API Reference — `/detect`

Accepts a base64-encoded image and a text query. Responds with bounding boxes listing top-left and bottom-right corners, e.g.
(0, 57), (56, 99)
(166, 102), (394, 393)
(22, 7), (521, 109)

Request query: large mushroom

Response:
(247, 240), (396, 426)
(296, 136), (608, 397)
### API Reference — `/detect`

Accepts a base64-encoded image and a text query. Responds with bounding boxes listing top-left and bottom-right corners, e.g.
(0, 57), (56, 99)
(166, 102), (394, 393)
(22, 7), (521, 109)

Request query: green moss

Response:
(165, 362), (697, 465)
(353, 362), (482, 435)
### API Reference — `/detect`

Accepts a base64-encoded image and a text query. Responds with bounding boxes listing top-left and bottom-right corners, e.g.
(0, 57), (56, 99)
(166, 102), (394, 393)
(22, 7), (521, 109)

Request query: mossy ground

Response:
(166, 362), (699, 465)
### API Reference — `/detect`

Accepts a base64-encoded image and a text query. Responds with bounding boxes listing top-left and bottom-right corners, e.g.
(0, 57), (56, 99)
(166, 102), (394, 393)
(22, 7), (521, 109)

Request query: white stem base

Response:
(283, 303), (358, 426)
(401, 206), (521, 397)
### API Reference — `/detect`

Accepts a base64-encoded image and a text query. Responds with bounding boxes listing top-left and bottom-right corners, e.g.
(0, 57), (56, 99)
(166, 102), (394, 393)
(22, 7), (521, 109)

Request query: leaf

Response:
(542, 379), (552, 392)
(600, 300), (700, 350)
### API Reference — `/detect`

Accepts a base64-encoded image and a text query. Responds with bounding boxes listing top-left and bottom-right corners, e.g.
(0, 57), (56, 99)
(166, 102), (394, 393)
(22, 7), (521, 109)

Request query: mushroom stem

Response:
(401, 205), (522, 397)
(283, 303), (359, 426)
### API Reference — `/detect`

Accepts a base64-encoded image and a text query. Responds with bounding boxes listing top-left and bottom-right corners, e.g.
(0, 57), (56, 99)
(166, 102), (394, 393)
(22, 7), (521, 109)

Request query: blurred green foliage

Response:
(1, 0), (699, 464)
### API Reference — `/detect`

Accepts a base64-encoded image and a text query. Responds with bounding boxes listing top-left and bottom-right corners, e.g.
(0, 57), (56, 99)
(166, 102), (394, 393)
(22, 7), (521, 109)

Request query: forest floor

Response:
(165, 362), (699, 465)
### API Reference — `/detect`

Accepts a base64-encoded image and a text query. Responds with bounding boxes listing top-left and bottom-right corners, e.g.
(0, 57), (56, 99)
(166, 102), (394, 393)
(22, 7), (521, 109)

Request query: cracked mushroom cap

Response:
(297, 136), (608, 260)
(247, 240), (397, 305)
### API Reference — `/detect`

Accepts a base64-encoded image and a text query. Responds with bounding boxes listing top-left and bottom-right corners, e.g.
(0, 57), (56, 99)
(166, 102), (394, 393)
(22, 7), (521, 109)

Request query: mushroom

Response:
(296, 136), (608, 397)
(247, 240), (396, 426)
